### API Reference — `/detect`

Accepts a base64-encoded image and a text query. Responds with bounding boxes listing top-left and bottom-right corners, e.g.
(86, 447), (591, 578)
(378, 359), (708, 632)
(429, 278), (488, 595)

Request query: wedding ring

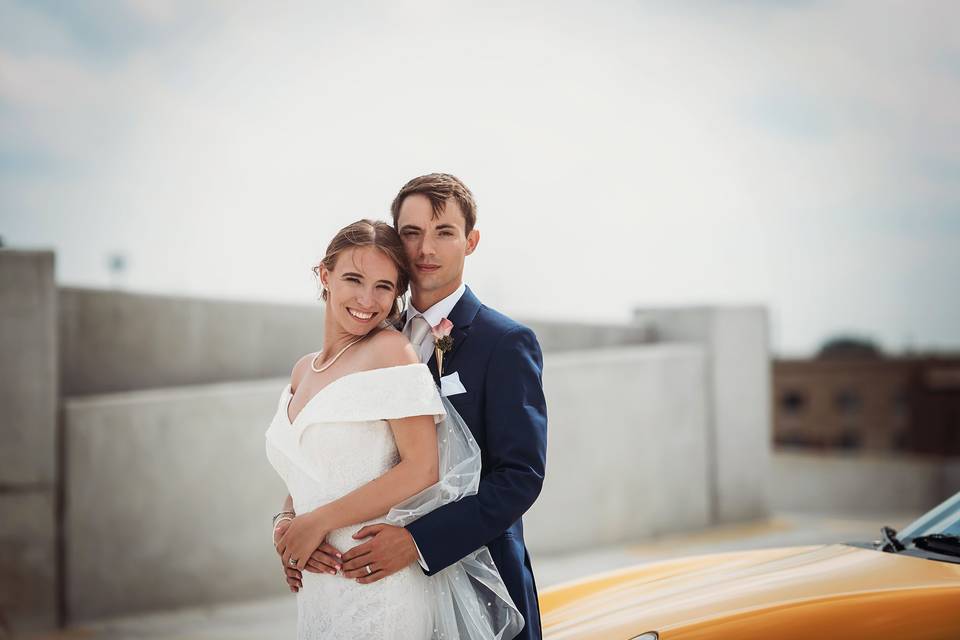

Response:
(289, 558), (298, 566)
(365, 564), (372, 575)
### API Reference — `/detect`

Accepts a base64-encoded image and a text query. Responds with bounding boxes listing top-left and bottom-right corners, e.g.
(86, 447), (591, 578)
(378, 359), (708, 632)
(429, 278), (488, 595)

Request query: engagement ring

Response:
(289, 558), (298, 566)
(365, 565), (372, 575)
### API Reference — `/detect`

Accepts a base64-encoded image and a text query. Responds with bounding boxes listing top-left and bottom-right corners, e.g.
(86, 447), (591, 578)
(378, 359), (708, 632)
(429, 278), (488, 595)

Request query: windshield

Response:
(899, 491), (960, 544)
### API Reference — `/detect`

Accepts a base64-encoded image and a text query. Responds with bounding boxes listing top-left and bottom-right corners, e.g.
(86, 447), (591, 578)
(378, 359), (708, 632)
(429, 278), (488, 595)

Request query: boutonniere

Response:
(432, 318), (454, 375)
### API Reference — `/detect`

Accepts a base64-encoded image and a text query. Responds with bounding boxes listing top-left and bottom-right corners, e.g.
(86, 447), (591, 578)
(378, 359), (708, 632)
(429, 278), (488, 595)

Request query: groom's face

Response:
(397, 194), (478, 298)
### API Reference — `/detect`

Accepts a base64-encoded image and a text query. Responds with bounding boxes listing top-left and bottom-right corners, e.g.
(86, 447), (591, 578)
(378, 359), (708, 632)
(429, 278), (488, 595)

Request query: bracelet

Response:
(272, 510), (295, 527)
(273, 515), (294, 529)
(272, 516), (294, 543)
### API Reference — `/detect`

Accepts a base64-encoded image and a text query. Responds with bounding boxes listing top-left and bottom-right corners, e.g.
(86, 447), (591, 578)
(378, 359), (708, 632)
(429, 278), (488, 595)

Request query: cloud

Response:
(745, 93), (834, 139)
(1, 0), (958, 354)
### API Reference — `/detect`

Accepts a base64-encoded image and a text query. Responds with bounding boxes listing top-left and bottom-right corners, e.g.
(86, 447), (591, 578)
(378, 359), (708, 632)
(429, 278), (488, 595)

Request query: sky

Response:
(1, 0), (958, 355)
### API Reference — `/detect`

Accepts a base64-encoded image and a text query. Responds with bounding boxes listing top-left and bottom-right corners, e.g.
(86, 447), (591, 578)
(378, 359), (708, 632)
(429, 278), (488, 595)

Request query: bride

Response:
(265, 219), (523, 639)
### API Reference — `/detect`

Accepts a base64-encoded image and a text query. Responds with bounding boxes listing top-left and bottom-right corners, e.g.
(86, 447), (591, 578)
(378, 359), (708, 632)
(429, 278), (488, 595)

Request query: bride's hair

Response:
(313, 219), (410, 326)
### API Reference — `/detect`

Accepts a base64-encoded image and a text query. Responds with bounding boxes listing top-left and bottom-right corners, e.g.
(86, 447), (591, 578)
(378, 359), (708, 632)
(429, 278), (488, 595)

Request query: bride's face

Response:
(320, 246), (399, 335)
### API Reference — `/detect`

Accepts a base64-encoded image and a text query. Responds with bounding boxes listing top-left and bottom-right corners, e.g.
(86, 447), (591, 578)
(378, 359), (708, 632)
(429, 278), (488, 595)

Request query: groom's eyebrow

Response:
(399, 224), (422, 233)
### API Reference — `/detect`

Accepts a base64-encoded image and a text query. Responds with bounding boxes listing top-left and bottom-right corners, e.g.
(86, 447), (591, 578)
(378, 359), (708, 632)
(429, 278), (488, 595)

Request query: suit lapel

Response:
(426, 285), (482, 381)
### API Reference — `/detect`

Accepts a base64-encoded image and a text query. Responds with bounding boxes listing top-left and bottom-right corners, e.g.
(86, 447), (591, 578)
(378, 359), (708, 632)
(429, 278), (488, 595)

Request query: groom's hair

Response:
(390, 173), (477, 235)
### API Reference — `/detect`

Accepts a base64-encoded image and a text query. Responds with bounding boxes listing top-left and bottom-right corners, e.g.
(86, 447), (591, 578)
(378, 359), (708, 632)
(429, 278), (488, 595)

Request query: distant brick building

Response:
(772, 355), (960, 455)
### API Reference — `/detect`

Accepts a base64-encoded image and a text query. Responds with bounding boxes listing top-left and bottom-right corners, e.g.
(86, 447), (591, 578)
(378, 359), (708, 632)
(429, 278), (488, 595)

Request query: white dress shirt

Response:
(401, 281), (466, 571)
(402, 282), (466, 365)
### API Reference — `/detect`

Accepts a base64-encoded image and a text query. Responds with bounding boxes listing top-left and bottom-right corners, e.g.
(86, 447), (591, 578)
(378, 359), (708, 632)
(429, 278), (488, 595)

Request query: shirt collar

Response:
(406, 282), (466, 328)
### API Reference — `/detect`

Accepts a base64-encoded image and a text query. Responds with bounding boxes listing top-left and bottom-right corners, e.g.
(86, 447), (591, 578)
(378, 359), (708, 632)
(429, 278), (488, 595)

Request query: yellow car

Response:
(540, 491), (960, 640)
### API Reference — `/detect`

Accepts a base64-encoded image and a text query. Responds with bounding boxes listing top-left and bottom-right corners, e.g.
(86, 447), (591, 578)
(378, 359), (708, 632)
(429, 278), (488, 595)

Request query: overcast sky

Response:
(2, 0), (958, 355)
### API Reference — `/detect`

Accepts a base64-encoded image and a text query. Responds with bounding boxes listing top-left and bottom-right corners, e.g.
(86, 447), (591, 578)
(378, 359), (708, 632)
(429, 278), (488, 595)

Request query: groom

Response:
(319, 174), (547, 639)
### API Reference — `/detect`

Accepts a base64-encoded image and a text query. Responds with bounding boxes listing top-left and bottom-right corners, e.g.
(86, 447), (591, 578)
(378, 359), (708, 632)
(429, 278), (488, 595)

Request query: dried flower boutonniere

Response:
(432, 318), (454, 375)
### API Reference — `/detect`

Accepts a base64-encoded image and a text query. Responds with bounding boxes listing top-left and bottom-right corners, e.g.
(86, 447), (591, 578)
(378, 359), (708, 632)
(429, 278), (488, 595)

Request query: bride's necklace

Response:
(310, 334), (367, 373)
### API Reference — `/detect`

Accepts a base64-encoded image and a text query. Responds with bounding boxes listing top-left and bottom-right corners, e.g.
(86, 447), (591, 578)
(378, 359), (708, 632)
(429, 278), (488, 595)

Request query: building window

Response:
(834, 389), (862, 415)
(780, 390), (807, 415)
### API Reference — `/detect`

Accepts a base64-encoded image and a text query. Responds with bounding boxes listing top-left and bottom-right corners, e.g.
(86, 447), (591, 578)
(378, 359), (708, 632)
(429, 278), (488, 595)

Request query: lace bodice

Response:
(265, 363), (445, 639)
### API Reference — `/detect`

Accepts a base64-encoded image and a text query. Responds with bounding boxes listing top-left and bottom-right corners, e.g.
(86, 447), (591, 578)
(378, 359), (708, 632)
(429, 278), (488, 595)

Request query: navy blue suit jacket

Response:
(406, 286), (547, 640)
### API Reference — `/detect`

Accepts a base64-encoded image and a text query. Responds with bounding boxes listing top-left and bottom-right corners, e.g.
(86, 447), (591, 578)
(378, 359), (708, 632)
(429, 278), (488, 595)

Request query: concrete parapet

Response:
(57, 287), (652, 397)
(0, 249), (59, 634)
(942, 460), (960, 498)
(770, 451), (960, 515)
(525, 345), (711, 553)
(0, 250), (58, 485)
(59, 287), (324, 396)
(633, 306), (771, 524)
(63, 380), (289, 622)
(0, 493), (58, 634)
(525, 320), (652, 353)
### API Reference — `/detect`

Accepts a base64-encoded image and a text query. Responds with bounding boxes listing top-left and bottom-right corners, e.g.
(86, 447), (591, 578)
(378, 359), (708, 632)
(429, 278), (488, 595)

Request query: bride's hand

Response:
(277, 511), (332, 572)
(273, 517), (293, 549)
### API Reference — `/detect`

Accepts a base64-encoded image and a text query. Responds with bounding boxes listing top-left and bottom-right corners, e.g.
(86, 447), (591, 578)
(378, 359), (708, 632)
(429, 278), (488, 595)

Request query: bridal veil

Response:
(386, 395), (525, 640)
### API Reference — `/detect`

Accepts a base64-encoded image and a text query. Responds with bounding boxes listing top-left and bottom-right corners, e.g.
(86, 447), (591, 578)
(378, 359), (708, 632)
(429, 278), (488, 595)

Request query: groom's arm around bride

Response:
(411, 323), (546, 570)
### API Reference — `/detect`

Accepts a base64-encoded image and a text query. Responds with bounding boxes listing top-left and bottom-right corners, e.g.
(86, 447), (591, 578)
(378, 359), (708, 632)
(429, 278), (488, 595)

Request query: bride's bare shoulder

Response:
(367, 328), (419, 368)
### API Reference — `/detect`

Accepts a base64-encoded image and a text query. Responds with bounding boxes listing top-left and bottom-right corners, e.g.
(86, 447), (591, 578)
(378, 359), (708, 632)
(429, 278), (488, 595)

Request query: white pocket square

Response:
(440, 371), (467, 397)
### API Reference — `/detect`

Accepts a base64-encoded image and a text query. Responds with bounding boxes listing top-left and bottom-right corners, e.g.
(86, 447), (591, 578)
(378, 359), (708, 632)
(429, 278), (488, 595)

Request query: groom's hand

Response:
(341, 524), (418, 583)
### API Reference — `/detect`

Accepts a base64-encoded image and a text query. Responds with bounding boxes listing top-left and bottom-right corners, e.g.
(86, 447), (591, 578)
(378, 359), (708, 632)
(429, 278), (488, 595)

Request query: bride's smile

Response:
(318, 245), (404, 336)
(346, 308), (375, 321)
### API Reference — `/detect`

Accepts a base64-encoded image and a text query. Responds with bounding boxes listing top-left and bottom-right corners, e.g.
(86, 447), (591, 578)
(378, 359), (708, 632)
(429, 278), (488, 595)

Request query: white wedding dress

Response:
(265, 363), (523, 640)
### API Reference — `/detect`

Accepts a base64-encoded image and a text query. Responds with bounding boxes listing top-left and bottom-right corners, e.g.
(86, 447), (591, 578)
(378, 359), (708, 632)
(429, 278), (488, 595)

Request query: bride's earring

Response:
(313, 265), (328, 301)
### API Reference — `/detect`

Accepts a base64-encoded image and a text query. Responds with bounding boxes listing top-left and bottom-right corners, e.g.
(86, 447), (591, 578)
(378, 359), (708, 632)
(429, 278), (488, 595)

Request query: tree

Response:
(817, 335), (883, 359)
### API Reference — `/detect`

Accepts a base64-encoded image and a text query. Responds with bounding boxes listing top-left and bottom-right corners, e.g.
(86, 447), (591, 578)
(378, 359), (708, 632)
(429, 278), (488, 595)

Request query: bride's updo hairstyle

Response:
(313, 219), (410, 326)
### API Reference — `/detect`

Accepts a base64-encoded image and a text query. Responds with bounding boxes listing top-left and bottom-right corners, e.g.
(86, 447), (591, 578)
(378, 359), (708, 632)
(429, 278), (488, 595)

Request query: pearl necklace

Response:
(310, 335), (367, 373)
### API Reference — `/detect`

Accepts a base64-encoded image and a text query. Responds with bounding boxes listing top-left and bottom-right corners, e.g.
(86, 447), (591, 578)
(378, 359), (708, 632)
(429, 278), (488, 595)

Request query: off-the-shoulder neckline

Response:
(283, 362), (428, 425)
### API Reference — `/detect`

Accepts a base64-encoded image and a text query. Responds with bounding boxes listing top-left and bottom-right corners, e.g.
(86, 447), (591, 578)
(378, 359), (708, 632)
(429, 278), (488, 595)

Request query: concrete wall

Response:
(58, 287), (651, 396)
(59, 287), (325, 396)
(634, 306), (771, 524)
(63, 379), (290, 623)
(769, 450), (960, 515)
(942, 460), (960, 498)
(525, 345), (711, 553)
(526, 320), (652, 353)
(0, 250), (59, 634)
(62, 344), (708, 620)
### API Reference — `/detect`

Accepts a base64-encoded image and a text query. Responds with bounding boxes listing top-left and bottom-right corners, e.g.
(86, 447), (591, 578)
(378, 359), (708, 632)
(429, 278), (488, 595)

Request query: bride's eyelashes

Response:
(340, 274), (395, 292)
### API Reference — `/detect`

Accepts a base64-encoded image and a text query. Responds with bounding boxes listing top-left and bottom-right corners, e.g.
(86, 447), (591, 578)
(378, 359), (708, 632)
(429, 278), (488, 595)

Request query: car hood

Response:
(540, 544), (960, 639)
